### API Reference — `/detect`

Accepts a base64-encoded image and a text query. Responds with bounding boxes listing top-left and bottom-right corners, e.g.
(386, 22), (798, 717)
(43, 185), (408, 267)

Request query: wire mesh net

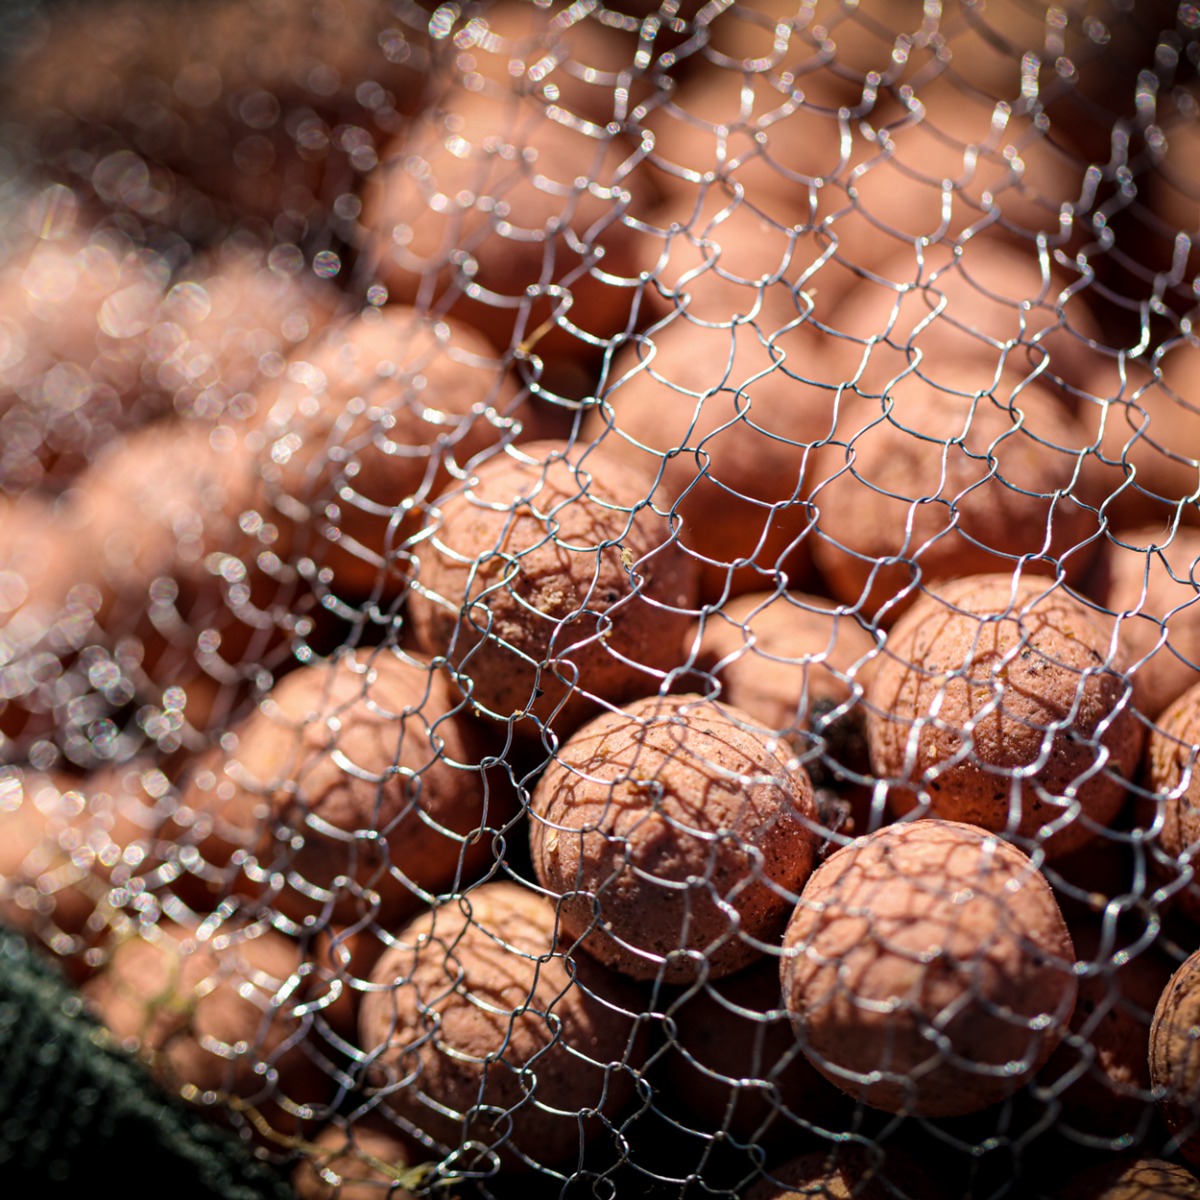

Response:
(3, 0), (1200, 1196)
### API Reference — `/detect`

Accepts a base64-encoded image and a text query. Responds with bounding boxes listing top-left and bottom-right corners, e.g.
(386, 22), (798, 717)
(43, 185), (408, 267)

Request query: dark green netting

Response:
(0, 921), (295, 1199)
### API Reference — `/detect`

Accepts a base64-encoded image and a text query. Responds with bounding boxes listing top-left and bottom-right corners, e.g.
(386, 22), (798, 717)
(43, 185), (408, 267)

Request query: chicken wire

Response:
(1, 1), (1200, 1197)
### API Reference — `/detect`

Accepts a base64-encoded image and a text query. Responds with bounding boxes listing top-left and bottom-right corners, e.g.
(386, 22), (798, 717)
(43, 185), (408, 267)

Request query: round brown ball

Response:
(1094, 526), (1200, 721)
(151, 239), (339, 426)
(1150, 950), (1200, 1169)
(1134, 335), (1200, 522)
(811, 368), (1102, 623)
(71, 420), (255, 622)
(635, 69), (848, 213)
(625, 73), (875, 311)
(159, 739), (265, 911)
(781, 819), (1077, 1117)
(0, 207), (170, 489)
(358, 880), (644, 1170)
(251, 302), (531, 600)
(1143, 681), (1200, 925)
(585, 318), (831, 601)
(82, 919), (331, 1137)
(1039, 916), (1170, 1140)
(867, 573), (1143, 858)
(530, 692), (819, 983)
(844, 81), (1087, 265)
(632, 192), (819, 333)
(688, 589), (878, 753)
(824, 237), (1106, 400)
(360, 89), (653, 358)
(67, 420), (293, 736)
(1055, 1157), (1200, 1200)
(1093, 346), (1195, 529)
(292, 1121), (417, 1200)
(662, 956), (849, 1142)
(178, 646), (505, 923)
(742, 1144), (948, 1200)
(408, 439), (699, 740)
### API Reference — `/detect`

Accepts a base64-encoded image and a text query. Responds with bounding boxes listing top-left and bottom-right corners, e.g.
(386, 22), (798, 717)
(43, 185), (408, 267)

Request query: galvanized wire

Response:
(1, 3), (1200, 1198)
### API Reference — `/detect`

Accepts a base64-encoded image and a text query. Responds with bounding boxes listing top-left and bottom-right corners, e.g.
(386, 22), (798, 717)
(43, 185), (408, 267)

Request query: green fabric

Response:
(0, 922), (296, 1198)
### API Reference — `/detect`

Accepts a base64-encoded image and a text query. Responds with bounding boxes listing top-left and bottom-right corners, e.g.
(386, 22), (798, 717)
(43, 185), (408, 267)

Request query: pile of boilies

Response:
(3, 2), (1200, 1197)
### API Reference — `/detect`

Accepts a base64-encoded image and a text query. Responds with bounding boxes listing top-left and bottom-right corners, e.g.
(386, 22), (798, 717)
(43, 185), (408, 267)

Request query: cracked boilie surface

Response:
(530, 692), (819, 983)
(781, 819), (1077, 1118)
(1144, 680), (1200, 925)
(358, 881), (643, 1170)
(866, 573), (1142, 858)
(408, 440), (699, 740)
(1150, 951), (1200, 1169)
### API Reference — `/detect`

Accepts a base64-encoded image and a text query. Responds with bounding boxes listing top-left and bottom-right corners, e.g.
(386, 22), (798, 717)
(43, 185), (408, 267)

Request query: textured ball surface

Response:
(531, 692), (818, 982)
(867, 573), (1141, 857)
(781, 819), (1077, 1117)
(409, 439), (699, 739)
(358, 881), (643, 1169)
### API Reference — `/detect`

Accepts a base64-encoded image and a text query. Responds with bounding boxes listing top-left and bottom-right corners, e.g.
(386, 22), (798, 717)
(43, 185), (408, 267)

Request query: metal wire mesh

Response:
(2, 1), (1200, 1197)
